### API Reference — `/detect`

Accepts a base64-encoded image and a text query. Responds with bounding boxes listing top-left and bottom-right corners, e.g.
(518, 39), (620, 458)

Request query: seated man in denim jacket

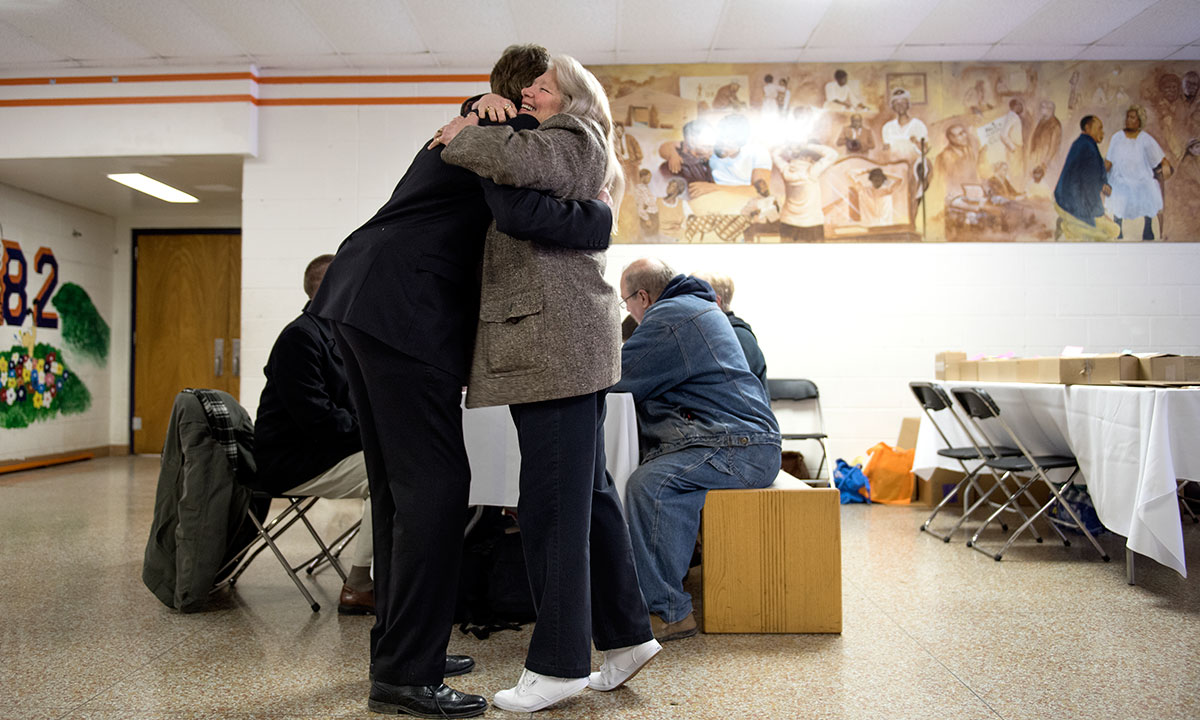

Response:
(614, 258), (781, 641)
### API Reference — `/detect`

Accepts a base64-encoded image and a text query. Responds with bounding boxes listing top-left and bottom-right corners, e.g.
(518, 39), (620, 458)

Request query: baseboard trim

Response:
(0, 445), (124, 475)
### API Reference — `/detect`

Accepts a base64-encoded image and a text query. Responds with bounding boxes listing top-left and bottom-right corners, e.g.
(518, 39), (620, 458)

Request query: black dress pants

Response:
(334, 323), (470, 686)
(509, 389), (654, 678)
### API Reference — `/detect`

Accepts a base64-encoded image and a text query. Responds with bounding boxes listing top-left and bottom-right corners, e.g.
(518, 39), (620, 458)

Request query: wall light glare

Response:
(106, 173), (198, 203)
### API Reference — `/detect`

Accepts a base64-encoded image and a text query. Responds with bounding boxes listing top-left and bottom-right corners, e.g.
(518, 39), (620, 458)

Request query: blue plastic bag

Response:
(833, 459), (871, 504)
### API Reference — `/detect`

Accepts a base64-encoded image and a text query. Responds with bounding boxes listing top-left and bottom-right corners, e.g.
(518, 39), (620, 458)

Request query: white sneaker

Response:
(493, 668), (589, 712)
(588, 638), (662, 691)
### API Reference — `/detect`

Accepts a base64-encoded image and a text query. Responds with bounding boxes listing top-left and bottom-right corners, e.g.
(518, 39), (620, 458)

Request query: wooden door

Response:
(133, 232), (240, 454)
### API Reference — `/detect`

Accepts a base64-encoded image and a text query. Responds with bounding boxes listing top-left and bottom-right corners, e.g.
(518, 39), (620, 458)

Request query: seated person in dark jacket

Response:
(254, 254), (374, 615)
(693, 271), (767, 389)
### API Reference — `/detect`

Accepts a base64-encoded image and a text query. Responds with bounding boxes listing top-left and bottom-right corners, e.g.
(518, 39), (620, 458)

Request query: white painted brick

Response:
(1058, 286), (1117, 315)
(1117, 286), (1180, 316)
(1087, 254), (1147, 286)
(1150, 316), (1200, 347)
(1087, 317), (1151, 349)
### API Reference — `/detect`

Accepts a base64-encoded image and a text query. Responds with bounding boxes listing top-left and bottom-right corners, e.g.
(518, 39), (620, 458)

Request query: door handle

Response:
(232, 338), (240, 377)
(214, 338), (224, 377)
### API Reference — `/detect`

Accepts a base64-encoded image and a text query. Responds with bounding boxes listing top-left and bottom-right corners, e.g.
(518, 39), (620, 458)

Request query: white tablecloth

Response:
(914, 381), (1200, 578)
(463, 392), (639, 508)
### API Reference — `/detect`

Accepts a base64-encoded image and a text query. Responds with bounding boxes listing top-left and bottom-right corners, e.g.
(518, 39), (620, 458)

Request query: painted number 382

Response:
(2, 240), (59, 329)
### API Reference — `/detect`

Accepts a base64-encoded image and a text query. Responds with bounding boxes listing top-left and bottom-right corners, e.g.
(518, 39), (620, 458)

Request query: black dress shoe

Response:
(368, 681), (487, 718)
(444, 654), (475, 677)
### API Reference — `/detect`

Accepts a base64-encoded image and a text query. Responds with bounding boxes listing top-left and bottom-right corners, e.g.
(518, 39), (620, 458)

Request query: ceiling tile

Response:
(1076, 44), (1185, 61)
(893, 44), (990, 62)
(798, 46), (898, 63)
(1098, 0), (1200, 46)
(1166, 44), (1200, 60)
(184, 0), (335, 56)
(294, 0), (427, 56)
(509, 0), (617, 53)
(806, 0), (943, 48)
(0, 0), (154, 62)
(712, 0), (833, 50)
(402, 0), (517, 53)
(0, 19), (62, 64)
(619, 0), (725, 51)
(983, 44), (1088, 61)
(905, 0), (1046, 45)
(614, 49), (713, 65)
(340, 53), (440, 70)
(1003, 0), (1158, 45)
(251, 53), (351, 71)
(707, 48), (804, 64)
(76, 0), (246, 60)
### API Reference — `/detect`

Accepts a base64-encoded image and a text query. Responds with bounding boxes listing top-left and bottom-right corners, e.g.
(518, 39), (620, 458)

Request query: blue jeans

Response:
(625, 442), (781, 623)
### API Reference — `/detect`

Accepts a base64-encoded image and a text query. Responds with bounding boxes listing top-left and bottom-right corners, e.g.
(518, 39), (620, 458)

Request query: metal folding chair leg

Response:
(966, 472), (1051, 557)
(249, 507), (321, 612)
(304, 521), (361, 575)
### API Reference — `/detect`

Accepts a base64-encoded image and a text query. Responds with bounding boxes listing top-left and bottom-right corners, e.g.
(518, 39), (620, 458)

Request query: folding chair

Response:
(1179, 480), (1199, 523)
(909, 382), (1023, 541)
(952, 387), (1110, 563)
(213, 493), (361, 612)
(766, 378), (830, 487)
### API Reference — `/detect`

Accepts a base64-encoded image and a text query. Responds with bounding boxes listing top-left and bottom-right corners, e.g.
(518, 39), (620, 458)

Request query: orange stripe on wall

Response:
(0, 72), (255, 86)
(0, 71), (488, 87)
(258, 74), (489, 84)
(0, 95), (470, 107)
(0, 94), (257, 107)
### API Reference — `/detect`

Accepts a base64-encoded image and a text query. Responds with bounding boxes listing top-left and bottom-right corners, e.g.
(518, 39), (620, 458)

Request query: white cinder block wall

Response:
(242, 102), (1200, 466)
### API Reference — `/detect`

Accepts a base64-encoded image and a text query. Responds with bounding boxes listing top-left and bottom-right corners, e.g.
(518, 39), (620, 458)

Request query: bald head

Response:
(620, 258), (676, 324)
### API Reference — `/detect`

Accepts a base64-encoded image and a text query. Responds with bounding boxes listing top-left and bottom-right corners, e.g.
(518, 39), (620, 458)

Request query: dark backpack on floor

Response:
(455, 507), (536, 638)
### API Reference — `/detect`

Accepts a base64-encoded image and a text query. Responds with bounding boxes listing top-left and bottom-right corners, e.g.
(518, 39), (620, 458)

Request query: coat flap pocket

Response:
(480, 292), (543, 322)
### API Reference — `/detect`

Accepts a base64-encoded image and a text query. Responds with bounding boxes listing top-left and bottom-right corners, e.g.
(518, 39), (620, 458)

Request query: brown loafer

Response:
(650, 611), (697, 641)
(338, 584), (375, 615)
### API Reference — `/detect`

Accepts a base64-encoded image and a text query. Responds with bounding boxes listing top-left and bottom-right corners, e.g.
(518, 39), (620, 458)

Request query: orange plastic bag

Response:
(862, 442), (915, 505)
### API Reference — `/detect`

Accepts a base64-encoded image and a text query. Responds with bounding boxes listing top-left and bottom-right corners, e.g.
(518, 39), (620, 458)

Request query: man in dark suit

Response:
(253, 254), (374, 615)
(310, 45), (611, 718)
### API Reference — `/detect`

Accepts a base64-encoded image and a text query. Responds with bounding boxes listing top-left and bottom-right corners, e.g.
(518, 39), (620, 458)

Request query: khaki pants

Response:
(284, 451), (372, 568)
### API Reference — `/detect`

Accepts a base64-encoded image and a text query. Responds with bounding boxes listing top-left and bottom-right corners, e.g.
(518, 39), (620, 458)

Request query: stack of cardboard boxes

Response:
(935, 351), (1199, 385)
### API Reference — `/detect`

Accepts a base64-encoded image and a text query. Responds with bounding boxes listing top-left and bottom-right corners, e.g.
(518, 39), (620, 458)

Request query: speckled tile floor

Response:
(1, 456), (1197, 720)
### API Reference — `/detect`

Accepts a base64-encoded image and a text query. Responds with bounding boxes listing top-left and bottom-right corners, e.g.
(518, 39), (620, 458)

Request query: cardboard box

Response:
(935, 351), (966, 380)
(1136, 353), (1186, 382)
(913, 468), (1050, 508)
(702, 486), (841, 633)
(897, 417), (920, 450)
(1186, 356), (1200, 381)
(1017, 357), (1063, 383)
(1058, 353), (1138, 385)
(954, 360), (979, 381)
(977, 358), (1020, 382)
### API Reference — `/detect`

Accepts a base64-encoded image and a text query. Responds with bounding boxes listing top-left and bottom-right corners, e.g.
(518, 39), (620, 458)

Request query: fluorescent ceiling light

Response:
(106, 173), (198, 203)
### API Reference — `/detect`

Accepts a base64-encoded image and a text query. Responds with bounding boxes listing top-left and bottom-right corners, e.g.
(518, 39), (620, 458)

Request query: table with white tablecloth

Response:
(914, 381), (1200, 578)
(463, 391), (639, 508)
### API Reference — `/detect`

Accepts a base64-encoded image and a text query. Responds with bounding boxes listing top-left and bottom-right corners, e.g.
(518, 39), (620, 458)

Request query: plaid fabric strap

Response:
(184, 388), (238, 474)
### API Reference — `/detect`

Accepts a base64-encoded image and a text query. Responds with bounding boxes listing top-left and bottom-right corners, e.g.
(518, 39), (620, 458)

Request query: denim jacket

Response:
(614, 274), (780, 461)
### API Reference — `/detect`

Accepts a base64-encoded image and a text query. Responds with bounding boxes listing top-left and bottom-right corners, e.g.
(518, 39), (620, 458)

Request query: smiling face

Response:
(520, 69), (563, 123)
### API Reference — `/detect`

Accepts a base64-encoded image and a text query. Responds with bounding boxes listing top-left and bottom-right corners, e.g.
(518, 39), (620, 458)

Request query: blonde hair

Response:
(693, 272), (734, 310)
(1127, 104), (1147, 129)
(548, 54), (624, 217)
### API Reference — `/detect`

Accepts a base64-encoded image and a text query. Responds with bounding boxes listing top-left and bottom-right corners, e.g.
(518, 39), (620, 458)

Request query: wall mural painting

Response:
(592, 61), (1200, 244)
(2, 239), (107, 429)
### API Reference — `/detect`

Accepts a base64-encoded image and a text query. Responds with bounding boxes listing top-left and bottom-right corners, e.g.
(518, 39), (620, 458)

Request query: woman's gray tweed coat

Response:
(441, 113), (621, 409)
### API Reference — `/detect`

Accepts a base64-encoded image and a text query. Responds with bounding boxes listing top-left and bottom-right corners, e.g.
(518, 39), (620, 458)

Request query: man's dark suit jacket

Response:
(310, 115), (540, 383)
(253, 308), (361, 495)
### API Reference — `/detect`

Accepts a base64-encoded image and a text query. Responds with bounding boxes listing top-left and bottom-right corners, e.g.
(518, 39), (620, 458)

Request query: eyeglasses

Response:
(619, 290), (640, 310)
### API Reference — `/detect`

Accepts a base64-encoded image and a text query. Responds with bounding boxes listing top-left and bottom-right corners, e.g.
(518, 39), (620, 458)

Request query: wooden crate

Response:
(701, 485), (841, 633)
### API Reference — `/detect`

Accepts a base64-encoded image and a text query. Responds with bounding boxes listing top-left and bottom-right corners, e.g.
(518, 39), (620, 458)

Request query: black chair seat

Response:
(781, 432), (827, 440)
(986, 454), (1077, 472)
(937, 445), (1019, 461)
